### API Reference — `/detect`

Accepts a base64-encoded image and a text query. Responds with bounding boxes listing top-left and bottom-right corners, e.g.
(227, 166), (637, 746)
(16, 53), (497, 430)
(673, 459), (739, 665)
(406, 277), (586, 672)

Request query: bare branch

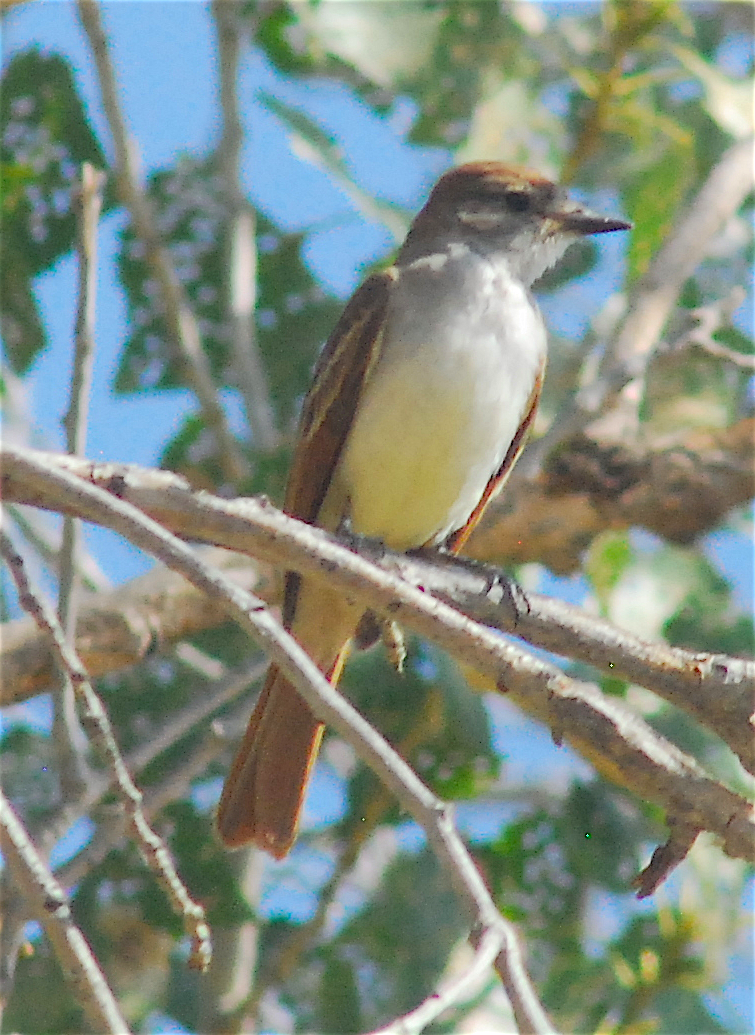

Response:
(75, 0), (248, 485)
(0, 790), (129, 1034)
(4, 449), (751, 780)
(63, 162), (105, 463)
(363, 548), (755, 776)
(7, 503), (110, 593)
(3, 448), (754, 881)
(367, 928), (504, 1035)
(2, 449), (554, 1033)
(212, 0), (279, 452)
(5, 485), (751, 781)
(40, 656), (267, 858)
(0, 530), (212, 973)
(1, 544), (268, 704)
(55, 161), (107, 801)
(56, 695), (250, 890)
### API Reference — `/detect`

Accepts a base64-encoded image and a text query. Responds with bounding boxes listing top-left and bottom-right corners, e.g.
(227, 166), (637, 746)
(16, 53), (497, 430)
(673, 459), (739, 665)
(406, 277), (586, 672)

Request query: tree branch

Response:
(55, 693), (252, 891)
(2, 447), (554, 1032)
(367, 928), (505, 1035)
(2, 447), (753, 873)
(4, 448), (751, 774)
(0, 790), (129, 1034)
(55, 161), (107, 803)
(212, 0), (279, 452)
(76, 0), (248, 485)
(1, 545), (268, 704)
(368, 547), (755, 776)
(0, 531), (212, 974)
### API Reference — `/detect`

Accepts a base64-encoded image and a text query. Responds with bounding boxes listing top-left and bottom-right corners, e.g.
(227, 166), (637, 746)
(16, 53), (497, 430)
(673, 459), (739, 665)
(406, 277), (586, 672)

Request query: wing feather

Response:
(282, 268), (395, 626)
(284, 269), (395, 523)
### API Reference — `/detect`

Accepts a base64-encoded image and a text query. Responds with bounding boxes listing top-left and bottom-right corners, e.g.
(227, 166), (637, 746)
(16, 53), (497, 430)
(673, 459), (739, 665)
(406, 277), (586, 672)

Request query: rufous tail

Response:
(216, 584), (358, 857)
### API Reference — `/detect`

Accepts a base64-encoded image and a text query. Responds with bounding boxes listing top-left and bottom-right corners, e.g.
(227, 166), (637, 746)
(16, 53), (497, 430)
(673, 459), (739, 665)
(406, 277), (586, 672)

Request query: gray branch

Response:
(4, 446), (554, 1033)
(0, 790), (129, 1034)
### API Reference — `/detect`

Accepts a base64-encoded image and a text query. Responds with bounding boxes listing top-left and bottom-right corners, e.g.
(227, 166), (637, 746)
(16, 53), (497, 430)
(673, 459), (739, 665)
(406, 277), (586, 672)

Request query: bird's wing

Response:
(445, 361), (545, 554)
(284, 267), (395, 522)
(282, 268), (396, 624)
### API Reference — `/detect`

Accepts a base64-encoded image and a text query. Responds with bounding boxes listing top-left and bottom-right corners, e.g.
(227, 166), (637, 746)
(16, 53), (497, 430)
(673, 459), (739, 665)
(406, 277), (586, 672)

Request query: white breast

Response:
(337, 247), (547, 549)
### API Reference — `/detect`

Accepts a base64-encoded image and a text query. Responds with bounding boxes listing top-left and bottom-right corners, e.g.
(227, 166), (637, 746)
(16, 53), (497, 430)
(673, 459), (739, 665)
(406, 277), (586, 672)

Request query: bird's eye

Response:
(504, 191), (531, 213)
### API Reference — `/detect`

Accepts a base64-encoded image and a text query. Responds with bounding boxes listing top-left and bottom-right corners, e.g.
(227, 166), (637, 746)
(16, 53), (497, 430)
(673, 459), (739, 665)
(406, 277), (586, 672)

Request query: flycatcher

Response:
(217, 161), (631, 857)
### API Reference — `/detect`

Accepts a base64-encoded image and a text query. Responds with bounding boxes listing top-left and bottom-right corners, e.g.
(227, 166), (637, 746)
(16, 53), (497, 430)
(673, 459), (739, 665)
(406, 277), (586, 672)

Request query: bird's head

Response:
(402, 161), (631, 285)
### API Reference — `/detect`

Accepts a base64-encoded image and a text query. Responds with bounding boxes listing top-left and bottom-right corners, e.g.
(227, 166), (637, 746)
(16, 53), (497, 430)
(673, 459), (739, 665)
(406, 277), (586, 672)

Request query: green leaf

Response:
(664, 551), (754, 656)
(585, 530), (635, 610)
(561, 782), (643, 890)
(624, 144), (694, 282)
(254, 2), (398, 113)
(0, 48), (111, 371)
(338, 847), (467, 1026)
(653, 988), (729, 1034)
(316, 951), (363, 1034)
(673, 44), (754, 140)
(288, 2), (444, 93)
(406, 3), (523, 148)
(3, 941), (83, 1034)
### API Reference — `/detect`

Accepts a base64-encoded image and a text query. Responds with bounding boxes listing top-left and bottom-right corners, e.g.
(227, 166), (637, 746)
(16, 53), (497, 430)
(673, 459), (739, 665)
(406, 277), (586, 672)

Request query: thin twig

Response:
(0, 531), (212, 973)
(55, 161), (107, 801)
(40, 656), (267, 855)
(6, 504), (110, 593)
(662, 288), (754, 370)
(1, 542), (266, 706)
(1, 451), (554, 1033)
(0, 790), (129, 1034)
(56, 697), (249, 890)
(367, 928), (504, 1035)
(212, 0), (279, 452)
(75, 0), (248, 485)
(63, 161), (105, 470)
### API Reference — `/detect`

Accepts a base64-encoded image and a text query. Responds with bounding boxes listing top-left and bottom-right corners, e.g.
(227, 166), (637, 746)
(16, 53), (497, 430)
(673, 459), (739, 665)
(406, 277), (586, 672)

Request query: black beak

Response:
(555, 202), (632, 236)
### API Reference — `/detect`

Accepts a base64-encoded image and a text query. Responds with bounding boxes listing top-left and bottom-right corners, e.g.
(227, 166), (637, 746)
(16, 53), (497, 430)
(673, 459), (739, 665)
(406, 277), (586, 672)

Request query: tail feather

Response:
(216, 664), (326, 856)
(217, 642), (352, 856)
(217, 581), (359, 856)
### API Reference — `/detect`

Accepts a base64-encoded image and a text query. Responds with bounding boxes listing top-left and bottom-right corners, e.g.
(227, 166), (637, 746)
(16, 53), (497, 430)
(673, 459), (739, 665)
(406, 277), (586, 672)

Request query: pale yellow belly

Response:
(335, 340), (532, 549)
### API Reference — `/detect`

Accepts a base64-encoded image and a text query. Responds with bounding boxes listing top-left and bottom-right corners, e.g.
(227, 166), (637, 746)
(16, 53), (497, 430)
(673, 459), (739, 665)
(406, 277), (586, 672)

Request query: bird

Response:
(216, 161), (631, 857)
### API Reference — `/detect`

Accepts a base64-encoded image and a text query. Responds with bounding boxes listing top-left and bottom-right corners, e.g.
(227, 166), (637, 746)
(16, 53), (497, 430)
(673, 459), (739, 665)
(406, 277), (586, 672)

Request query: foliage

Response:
(1, 2), (752, 1033)
(0, 48), (113, 370)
